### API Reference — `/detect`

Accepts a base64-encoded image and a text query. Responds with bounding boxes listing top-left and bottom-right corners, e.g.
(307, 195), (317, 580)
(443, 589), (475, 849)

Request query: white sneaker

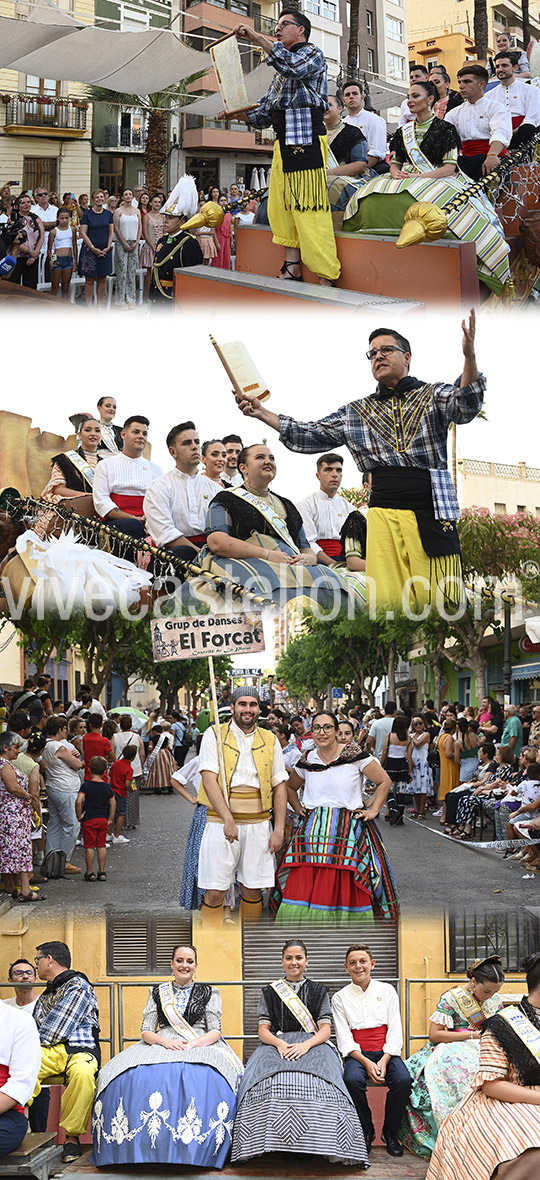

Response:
(112, 834), (130, 844)
(433, 808), (443, 817)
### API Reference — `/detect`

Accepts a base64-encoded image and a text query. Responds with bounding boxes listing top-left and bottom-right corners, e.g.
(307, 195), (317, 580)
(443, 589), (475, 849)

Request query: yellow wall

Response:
(409, 32), (476, 87)
(0, 911), (244, 1064)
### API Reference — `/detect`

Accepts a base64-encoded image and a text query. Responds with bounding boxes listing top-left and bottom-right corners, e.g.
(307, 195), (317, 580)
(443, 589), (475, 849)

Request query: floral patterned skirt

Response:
(91, 1058), (236, 1167)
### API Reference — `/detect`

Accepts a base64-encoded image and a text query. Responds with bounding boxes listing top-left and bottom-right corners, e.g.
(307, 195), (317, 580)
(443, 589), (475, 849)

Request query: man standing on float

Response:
(234, 313), (482, 613)
(216, 10), (341, 286)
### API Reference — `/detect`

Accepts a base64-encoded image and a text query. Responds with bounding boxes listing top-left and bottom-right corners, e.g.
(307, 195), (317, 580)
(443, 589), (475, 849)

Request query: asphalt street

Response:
(21, 765), (538, 918)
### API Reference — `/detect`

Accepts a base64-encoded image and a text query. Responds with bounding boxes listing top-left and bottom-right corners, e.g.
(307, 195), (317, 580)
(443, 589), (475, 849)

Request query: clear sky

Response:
(2, 305), (536, 501)
(2, 304), (534, 675)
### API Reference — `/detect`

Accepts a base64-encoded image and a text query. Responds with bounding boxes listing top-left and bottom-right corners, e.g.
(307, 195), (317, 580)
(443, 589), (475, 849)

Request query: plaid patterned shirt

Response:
(248, 41), (327, 141)
(279, 375), (486, 520)
(33, 972), (100, 1054)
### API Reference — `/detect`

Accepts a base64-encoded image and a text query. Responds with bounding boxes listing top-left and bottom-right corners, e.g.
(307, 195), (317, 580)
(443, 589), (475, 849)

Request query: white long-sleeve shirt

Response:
(0, 998), (42, 1107)
(344, 109), (388, 160)
(199, 720), (286, 791)
(398, 98), (413, 126)
(445, 95), (512, 147)
(92, 453), (162, 518)
(490, 78), (540, 127)
(296, 489), (356, 555)
(331, 979), (404, 1058)
(143, 467), (219, 547)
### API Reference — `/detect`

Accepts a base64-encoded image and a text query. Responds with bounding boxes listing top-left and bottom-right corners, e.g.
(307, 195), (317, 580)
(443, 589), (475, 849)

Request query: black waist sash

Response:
(369, 467), (461, 560)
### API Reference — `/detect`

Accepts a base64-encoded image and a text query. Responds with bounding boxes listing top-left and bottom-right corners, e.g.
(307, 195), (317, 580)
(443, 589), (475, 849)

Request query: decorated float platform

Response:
(174, 149), (540, 312)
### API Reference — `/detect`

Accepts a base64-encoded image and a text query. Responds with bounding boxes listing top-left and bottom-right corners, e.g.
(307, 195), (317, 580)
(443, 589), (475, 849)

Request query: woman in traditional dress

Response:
(343, 80), (511, 297)
(406, 714), (433, 820)
(427, 953), (540, 1180)
(271, 711), (397, 924)
(400, 955), (505, 1160)
(144, 725), (177, 795)
(40, 416), (102, 528)
(91, 944), (243, 1167)
(195, 443), (365, 611)
(428, 66), (463, 119)
(231, 939), (369, 1167)
(201, 439), (227, 486)
(140, 194), (164, 299)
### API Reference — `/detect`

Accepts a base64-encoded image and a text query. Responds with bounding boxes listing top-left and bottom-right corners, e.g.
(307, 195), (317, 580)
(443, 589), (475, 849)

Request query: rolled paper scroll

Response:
(208, 31), (257, 119)
(210, 337), (271, 402)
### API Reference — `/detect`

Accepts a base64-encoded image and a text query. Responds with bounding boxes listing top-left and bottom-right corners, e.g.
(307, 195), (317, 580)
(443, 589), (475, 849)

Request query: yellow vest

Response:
(197, 722), (276, 813)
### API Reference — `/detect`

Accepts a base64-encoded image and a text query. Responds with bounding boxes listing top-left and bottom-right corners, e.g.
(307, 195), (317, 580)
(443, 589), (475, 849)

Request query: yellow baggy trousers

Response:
(32, 1045), (98, 1137)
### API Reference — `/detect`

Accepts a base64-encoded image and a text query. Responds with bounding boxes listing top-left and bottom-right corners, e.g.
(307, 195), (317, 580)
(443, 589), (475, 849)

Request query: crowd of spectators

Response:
(0, 673), (193, 899)
(0, 177), (264, 303)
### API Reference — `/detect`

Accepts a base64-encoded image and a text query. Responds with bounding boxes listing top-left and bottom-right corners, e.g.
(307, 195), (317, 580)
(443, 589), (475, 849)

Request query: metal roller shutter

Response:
(242, 921), (399, 1056)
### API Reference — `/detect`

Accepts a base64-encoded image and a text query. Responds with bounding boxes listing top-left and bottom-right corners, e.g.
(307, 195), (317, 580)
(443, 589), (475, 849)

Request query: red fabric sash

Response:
(352, 1025), (388, 1052)
(0, 1063), (24, 1113)
(187, 534), (206, 546)
(317, 538), (342, 558)
(111, 493), (145, 518)
(512, 115), (525, 130)
(460, 139), (508, 157)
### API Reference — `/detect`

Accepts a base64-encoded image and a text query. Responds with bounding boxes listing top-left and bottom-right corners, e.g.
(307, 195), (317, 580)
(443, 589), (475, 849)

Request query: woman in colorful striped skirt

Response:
(271, 712), (398, 925)
(231, 939), (369, 1167)
(427, 952), (540, 1180)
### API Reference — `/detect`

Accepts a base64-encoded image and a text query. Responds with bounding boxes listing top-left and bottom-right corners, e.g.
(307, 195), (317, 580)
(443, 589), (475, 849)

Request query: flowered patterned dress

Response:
(0, 757), (33, 873)
(400, 987), (503, 1159)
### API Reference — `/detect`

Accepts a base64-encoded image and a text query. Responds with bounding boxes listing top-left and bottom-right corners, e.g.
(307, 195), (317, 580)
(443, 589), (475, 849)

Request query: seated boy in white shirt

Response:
(331, 943), (411, 1157)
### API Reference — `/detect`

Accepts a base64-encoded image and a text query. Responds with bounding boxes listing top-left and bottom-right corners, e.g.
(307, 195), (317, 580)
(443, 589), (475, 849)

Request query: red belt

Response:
(187, 534), (206, 546)
(111, 493), (145, 518)
(317, 538), (342, 558)
(352, 1025), (388, 1052)
(0, 1063), (24, 1113)
(460, 139), (507, 157)
(512, 115), (525, 129)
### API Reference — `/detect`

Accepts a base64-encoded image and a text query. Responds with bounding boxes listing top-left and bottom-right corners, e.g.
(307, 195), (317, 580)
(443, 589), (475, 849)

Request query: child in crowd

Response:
(47, 207), (78, 299)
(76, 755), (116, 881)
(82, 713), (113, 778)
(109, 745), (137, 845)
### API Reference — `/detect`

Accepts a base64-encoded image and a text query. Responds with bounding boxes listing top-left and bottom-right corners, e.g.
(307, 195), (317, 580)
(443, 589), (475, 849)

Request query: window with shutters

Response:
(107, 914), (193, 974)
(242, 922), (399, 1058)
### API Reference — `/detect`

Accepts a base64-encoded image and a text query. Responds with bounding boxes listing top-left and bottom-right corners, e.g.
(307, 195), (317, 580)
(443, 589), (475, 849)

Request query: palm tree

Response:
(347, 0), (360, 80)
(473, 0), (489, 62)
(86, 79), (204, 193)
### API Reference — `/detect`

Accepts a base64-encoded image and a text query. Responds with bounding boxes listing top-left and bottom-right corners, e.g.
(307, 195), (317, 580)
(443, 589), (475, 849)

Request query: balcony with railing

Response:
(2, 94), (88, 136)
(182, 111), (274, 150)
(94, 121), (147, 153)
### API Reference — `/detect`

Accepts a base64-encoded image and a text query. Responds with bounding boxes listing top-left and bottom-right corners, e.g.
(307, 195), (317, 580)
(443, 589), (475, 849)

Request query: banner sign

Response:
(152, 612), (264, 662)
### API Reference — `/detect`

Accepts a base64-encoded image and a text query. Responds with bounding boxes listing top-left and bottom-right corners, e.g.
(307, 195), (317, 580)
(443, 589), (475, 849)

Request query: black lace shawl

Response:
(483, 998), (540, 1087)
(331, 123), (367, 165)
(210, 488), (304, 547)
(152, 981), (213, 1031)
(389, 118), (460, 167)
(261, 979), (329, 1034)
(50, 447), (99, 492)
